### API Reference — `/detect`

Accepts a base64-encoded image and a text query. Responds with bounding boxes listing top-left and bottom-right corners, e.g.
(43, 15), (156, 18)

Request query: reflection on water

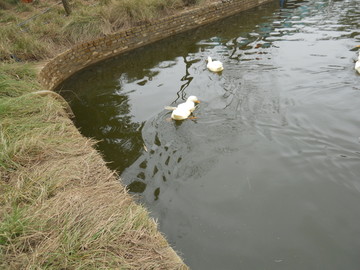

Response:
(59, 0), (360, 269)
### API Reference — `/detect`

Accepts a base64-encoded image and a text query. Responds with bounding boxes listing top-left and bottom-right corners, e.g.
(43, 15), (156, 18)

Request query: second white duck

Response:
(355, 52), (360, 74)
(207, 56), (224, 72)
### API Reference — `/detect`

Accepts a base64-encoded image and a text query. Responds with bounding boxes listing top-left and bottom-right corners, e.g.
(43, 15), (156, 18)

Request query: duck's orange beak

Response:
(195, 100), (201, 104)
(356, 45), (360, 48)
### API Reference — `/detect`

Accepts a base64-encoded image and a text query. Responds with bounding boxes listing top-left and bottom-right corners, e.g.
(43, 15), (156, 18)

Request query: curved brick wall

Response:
(39, 0), (271, 90)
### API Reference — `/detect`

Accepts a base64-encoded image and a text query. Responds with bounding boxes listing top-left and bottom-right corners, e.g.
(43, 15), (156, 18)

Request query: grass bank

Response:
(0, 0), (208, 61)
(0, 0), (218, 268)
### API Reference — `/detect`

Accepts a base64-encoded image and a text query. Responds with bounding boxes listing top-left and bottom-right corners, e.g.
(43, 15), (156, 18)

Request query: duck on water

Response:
(165, 96), (201, 120)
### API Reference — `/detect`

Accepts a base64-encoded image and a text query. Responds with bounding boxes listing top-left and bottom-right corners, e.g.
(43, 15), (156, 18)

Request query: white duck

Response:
(355, 52), (360, 74)
(165, 96), (200, 120)
(207, 56), (224, 72)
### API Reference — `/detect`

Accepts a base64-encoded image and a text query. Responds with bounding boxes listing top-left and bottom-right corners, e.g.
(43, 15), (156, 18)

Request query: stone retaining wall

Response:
(39, 0), (272, 90)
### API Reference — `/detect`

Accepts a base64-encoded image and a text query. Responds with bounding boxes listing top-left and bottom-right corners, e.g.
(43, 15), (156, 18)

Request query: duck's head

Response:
(187, 95), (200, 104)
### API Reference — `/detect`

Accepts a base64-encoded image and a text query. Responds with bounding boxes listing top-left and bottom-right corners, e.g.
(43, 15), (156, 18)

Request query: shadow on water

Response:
(58, 0), (360, 269)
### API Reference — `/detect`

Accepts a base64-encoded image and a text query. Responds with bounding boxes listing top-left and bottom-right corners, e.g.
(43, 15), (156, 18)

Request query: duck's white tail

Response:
(164, 106), (177, 111)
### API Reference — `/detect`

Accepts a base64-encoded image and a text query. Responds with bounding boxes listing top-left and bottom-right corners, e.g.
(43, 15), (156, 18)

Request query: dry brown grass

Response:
(0, 0), (209, 61)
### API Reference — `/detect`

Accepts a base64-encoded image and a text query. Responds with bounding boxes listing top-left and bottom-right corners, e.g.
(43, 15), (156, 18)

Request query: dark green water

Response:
(59, 0), (360, 269)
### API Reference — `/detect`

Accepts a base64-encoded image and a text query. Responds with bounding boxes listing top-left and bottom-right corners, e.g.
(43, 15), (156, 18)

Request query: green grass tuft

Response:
(0, 206), (30, 246)
(0, 62), (40, 97)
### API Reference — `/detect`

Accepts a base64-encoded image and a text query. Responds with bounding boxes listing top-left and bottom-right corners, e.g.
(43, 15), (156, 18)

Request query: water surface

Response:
(59, 0), (360, 269)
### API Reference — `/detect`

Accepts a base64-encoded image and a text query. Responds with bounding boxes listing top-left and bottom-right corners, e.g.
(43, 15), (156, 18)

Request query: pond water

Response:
(59, 0), (360, 269)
